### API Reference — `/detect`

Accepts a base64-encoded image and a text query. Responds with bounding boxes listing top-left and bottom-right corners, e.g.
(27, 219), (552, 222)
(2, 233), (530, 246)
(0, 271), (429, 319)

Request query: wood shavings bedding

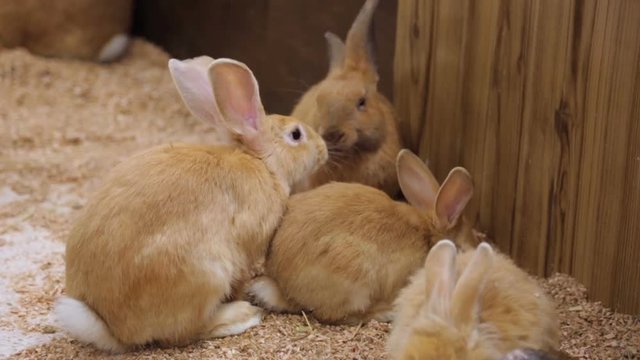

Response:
(0, 40), (638, 360)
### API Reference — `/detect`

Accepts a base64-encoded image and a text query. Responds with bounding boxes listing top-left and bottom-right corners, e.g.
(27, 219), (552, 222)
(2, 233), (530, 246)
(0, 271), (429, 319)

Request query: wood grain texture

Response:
(395, 0), (640, 314)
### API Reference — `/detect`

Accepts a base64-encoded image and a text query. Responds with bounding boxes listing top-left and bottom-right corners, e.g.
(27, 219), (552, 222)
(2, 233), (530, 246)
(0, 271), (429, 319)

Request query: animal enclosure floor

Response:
(0, 40), (638, 360)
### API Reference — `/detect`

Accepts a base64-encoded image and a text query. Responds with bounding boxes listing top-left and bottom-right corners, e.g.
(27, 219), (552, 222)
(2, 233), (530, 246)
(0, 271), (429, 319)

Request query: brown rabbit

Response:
(387, 240), (559, 360)
(247, 149), (477, 324)
(53, 56), (328, 353)
(291, 0), (402, 196)
(0, 0), (132, 62)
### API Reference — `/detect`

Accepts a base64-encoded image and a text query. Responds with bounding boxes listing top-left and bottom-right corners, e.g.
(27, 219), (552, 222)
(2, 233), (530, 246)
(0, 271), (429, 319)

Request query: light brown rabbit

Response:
(247, 149), (477, 324)
(387, 240), (559, 360)
(0, 0), (132, 62)
(53, 56), (328, 353)
(291, 0), (402, 196)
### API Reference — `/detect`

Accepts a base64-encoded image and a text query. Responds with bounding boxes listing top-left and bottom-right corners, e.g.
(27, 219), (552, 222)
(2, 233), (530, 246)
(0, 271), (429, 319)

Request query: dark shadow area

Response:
(132, 0), (397, 114)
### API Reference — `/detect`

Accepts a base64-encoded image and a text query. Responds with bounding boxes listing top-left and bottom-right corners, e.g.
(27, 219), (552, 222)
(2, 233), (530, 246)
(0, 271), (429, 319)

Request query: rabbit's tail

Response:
(98, 33), (130, 62)
(54, 296), (126, 353)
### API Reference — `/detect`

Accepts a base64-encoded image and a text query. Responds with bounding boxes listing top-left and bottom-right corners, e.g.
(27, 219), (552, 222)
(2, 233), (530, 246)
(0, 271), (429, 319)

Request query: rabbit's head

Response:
(399, 241), (498, 360)
(169, 56), (328, 193)
(300, 0), (390, 156)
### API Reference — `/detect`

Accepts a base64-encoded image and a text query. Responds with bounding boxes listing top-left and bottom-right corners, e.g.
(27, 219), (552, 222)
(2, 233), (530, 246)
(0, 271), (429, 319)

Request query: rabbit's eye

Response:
(291, 127), (302, 141)
(285, 126), (305, 145)
(356, 97), (367, 111)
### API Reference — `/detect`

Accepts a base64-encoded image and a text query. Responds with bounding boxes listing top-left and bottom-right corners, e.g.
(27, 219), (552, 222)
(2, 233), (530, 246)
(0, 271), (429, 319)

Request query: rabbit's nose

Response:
(322, 128), (346, 144)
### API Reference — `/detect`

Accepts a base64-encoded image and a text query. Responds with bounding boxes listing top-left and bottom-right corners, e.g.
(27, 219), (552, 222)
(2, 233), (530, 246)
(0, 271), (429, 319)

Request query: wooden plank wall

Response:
(394, 0), (640, 314)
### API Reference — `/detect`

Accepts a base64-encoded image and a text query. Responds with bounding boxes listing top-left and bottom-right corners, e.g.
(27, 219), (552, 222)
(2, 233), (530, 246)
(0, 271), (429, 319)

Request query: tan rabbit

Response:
(247, 149), (477, 324)
(291, 0), (402, 196)
(0, 0), (132, 62)
(53, 56), (328, 353)
(387, 240), (559, 360)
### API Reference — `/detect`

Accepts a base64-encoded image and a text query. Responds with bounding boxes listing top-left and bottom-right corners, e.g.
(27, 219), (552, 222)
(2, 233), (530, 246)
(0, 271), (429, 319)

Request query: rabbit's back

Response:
(468, 252), (559, 354)
(65, 143), (286, 344)
(268, 182), (429, 322)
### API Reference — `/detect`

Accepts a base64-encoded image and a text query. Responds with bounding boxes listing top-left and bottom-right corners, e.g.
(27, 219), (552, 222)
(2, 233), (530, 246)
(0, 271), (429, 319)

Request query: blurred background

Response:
(132, 0), (398, 115)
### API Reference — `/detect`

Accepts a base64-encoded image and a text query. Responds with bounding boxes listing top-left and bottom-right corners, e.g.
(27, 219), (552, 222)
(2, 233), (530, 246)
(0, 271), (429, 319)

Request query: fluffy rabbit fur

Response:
(248, 149), (477, 324)
(291, 0), (402, 196)
(54, 56), (327, 353)
(0, 0), (132, 62)
(500, 348), (572, 360)
(387, 240), (559, 360)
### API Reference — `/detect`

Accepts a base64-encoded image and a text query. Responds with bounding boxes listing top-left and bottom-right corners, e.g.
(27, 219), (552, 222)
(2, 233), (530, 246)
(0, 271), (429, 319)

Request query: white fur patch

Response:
(372, 310), (395, 323)
(209, 309), (262, 338)
(98, 34), (130, 63)
(477, 242), (493, 253)
(247, 277), (292, 312)
(436, 239), (456, 249)
(54, 297), (125, 353)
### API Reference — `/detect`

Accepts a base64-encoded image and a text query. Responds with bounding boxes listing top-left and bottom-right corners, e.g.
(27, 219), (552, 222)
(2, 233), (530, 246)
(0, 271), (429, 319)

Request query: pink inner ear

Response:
(445, 201), (466, 225)
(436, 194), (462, 228)
(215, 69), (260, 133)
(397, 152), (439, 212)
(247, 117), (257, 130)
(244, 100), (258, 130)
(436, 176), (473, 228)
(233, 104), (257, 132)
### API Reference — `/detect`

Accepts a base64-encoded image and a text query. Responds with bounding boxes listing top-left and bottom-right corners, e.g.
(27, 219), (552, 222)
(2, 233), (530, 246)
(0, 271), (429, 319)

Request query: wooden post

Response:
(394, 0), (640, 314)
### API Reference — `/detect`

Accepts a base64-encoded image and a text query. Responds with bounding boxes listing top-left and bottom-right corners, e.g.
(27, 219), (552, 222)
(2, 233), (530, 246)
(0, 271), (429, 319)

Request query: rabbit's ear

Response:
(208, 58), (265, 139)
(344, 0), (379, 81)
(423, 240), (457, 318)
(169, 56), (222, 124)
(435, 167), (474, 230)
(451, 242), (493, 327)
(397, 149), (440, 213)
(325, 32), (345, 73)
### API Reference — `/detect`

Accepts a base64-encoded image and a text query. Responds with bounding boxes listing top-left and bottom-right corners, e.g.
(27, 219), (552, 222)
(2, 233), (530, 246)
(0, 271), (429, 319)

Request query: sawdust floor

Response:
(0, 39), (638, 360)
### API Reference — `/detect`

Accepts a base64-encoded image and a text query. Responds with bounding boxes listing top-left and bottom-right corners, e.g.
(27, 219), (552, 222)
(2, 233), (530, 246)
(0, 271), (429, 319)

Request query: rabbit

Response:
(291, 0), (403, 197)
(247, 149), (478, 324)
(387, 240), (560, 360)
(0, 0), (132, 62)
(53, 56), (328, 353)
